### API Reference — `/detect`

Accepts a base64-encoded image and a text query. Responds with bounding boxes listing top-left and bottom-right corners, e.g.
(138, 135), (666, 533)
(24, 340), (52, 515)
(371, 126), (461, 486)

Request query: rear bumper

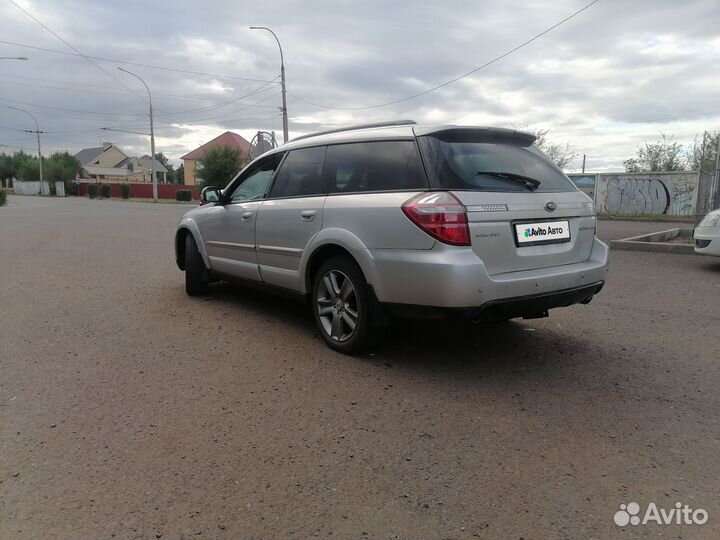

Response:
(364, 237), (609, 308)
(382, 281), (604, 321)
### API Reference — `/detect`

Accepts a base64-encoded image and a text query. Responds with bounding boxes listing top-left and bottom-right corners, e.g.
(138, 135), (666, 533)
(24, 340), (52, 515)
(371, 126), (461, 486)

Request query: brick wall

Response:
(77, 182), (200, 200)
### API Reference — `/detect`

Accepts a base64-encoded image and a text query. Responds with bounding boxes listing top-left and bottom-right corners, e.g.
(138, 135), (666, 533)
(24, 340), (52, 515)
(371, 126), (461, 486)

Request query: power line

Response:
(1, 143), (37, 151)
(0, 97), (148, 117)
(0, 39), (278, 83)
(6, 0), (147, 104)
(0, 76), (281, 125)
(0, 78), (148, 99)
(0, 126), (30, 133)
(155, 77), (281, 117)
(157, 89), (283, 123)
(288, 0), (602, 111)
(102, 112), (283, 134)
(0, 75), (258, 104)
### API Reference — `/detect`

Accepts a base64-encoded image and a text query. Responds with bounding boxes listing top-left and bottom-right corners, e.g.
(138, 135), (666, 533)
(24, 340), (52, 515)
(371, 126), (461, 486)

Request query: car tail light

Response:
(402, 192), (470, 246)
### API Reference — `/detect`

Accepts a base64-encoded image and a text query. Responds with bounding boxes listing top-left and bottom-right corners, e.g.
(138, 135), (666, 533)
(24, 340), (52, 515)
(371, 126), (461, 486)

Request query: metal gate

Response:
(696, 171), (719, 216)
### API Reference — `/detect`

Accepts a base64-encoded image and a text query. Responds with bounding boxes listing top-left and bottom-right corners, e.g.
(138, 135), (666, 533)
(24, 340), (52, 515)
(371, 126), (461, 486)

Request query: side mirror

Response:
(200, 186), (222, 205)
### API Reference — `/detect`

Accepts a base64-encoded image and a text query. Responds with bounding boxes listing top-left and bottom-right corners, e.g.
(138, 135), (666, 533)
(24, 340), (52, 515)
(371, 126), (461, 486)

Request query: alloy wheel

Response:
(315, 269), (359, 342)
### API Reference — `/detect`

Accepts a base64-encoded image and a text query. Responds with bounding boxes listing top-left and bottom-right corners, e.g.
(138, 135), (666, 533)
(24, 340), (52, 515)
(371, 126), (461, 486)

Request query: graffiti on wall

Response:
(596, 173), (698, 216)
(605, 177), (670, 214)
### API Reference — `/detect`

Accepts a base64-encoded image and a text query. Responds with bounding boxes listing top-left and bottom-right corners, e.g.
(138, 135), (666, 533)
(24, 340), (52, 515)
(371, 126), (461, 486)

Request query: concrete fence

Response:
(9, 181), (42, 195)
(11, 181), (65, 197)
(569, 171), (718, 217)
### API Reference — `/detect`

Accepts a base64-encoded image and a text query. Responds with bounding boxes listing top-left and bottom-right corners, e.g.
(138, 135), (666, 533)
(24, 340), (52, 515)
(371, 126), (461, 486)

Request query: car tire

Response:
(185, 234), (209, 296)
(312, 255), (379, 355)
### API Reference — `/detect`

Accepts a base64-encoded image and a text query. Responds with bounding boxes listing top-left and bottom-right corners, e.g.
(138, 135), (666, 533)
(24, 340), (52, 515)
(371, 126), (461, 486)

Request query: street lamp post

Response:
(117, 67), (157, 202)
(250, 26), (288, 143)
(6, 106), (44, 195)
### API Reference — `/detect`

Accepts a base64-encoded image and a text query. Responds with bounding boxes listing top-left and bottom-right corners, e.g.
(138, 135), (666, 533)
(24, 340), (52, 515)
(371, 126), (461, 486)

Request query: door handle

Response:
(300, 210), (317, 221)
(241, 211), (253, 221)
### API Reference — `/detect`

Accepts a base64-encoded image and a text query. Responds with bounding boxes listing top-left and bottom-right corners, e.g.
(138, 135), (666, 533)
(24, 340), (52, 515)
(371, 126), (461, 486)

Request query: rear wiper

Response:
(475, 171), (541, 191)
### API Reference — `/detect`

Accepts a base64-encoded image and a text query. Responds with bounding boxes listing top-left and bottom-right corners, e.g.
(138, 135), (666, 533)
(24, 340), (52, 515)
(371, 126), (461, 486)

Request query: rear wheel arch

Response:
(305, 244), (357, 295)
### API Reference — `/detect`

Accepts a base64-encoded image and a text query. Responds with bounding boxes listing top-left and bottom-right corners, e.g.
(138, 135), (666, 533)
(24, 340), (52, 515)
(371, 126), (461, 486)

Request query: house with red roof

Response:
(180, 131), (252, 186)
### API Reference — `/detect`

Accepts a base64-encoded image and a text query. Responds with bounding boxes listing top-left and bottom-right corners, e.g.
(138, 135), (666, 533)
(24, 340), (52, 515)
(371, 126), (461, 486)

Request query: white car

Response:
(694, 209), (720, 256)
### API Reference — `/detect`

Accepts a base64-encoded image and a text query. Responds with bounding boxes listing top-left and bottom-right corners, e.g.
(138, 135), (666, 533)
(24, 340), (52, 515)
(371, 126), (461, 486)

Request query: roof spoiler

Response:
(413, 126), (536, 146)
(290, 120), (416, 143)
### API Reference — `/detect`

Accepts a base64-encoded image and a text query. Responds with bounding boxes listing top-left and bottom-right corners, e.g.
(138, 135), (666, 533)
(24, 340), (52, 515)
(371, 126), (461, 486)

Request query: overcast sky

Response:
(1, 0), (718, 171)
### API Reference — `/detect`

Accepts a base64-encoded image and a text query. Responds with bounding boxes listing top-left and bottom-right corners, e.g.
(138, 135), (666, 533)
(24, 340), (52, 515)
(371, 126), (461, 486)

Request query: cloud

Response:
(0, 0), (718, 172)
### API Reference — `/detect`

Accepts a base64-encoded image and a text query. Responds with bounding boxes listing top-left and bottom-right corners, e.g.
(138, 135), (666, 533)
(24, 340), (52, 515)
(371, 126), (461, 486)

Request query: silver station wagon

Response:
(176, 120), (609, 354)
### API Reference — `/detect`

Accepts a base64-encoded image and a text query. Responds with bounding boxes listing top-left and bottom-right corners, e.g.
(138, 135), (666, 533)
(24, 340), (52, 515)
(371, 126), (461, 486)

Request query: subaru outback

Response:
(175, 121), (609, 354)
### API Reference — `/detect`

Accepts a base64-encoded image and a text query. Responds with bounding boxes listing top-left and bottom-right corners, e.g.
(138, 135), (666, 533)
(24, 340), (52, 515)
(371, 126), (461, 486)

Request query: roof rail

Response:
(289, 119), (416, 143)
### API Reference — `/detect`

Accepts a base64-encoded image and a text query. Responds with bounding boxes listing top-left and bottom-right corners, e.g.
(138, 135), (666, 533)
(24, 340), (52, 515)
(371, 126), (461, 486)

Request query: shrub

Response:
(88, 184), (98, 199)
(176, 189), (192, 202)
(64, 180), (78, 196)
(0, 189), (6, 206)
(100, 184), (111, 198)
(121, 183), (130, 199)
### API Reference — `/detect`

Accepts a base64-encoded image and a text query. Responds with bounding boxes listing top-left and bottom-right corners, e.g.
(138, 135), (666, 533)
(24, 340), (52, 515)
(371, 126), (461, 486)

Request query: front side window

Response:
(269, 146), (326, 198)
(229, 154), (283, 203)
(418, 135), (576, 193)
(324, 141), (427, 193)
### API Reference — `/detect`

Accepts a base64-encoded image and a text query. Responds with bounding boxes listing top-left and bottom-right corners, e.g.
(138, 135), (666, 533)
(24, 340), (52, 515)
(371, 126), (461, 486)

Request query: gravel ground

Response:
(1, 195), (718, 540)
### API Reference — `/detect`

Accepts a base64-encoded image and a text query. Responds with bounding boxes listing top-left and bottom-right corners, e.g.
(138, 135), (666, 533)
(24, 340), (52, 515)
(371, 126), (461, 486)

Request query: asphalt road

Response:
(1, 195), (718, 540)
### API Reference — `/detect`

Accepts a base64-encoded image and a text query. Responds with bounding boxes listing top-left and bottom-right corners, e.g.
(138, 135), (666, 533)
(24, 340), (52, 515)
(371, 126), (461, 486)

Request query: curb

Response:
(598, 215), (697, 224)
(610, 228), (696, 255)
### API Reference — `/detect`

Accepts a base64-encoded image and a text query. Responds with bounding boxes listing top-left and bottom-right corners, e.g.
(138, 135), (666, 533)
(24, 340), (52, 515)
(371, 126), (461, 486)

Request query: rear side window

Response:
(269, 146), (325, 198)
(418, 136), (576, 193)
(324, 141), (427, 194)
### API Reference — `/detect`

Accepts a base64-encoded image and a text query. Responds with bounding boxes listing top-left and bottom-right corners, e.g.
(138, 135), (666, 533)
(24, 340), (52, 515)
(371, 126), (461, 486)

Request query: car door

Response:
(201, 153), (283, 281)
(255, 146), (326, 291)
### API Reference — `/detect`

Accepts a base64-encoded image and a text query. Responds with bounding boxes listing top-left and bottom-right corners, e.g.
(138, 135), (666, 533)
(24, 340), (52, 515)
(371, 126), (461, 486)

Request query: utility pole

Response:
(582, 154), (586, 174)
(117, 68), (157, 202)
(6, 106), (44, 194)
(714, 132), (720, 209)
(250, 26), (288, 143)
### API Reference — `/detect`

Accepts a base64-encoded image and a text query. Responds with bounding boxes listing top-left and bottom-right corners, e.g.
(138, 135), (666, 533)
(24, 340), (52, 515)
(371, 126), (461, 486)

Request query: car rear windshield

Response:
(417, 135), (576, 193)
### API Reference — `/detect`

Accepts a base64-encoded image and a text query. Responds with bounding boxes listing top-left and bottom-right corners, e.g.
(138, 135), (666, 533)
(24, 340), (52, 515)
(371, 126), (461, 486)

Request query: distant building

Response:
(180, 131), (251, 186)
(74, 142), (167, 183)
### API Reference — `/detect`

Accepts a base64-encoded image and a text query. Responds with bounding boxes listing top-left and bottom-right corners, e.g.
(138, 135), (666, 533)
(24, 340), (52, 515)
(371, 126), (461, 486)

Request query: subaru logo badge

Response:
(544, 201), (557, 212)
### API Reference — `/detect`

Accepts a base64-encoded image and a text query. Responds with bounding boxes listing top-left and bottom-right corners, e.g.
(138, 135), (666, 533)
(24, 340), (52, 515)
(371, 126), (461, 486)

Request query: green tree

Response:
(16, 154), (39, 181)
(0, 153), (15, 187)
(0, 151), (81, 190)
(42, 152), (82, 195)
(528, 129), (578, 170)
(8, 150), (34, 181)
(154, 152), (176, 183)
(176, 163), (185, 185)
(44, 152), (82, 183)
(685, 131), (719, 173)
(196, 146), (247, 188)
(624, 133), (686, 173)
